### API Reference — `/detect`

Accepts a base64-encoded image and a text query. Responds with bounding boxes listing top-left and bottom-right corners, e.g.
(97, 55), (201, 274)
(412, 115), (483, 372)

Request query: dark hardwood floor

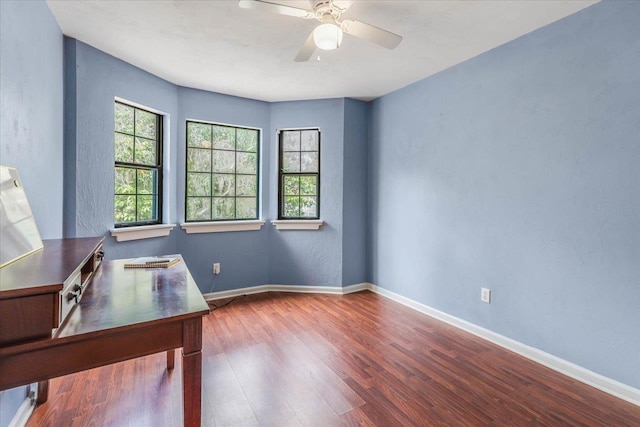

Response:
(27, 290), (640, 426)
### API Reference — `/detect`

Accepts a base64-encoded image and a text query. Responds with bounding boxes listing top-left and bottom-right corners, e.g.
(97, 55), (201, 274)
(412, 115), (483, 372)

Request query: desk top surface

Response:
(56, 255), (210, 339)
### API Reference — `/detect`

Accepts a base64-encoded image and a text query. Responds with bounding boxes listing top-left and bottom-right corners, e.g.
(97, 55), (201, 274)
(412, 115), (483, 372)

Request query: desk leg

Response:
(167, 350), (175, 370)
(182, 317), (202, 427)
(37, 380), (49, 404)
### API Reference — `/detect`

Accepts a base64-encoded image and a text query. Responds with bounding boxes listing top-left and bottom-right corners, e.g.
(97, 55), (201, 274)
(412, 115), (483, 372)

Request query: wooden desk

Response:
(0, 238), (104, 347)
(0, 254), (210, 427)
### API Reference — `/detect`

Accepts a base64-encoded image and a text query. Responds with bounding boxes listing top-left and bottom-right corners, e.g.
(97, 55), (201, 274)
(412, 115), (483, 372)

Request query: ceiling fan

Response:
(238, 0), (403, 62)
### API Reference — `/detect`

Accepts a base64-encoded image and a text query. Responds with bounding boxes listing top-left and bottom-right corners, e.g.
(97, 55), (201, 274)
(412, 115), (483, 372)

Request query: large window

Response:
(186, 121), (259, 221)
(114, 101), (162, 227)
(278, 129), (320, 219)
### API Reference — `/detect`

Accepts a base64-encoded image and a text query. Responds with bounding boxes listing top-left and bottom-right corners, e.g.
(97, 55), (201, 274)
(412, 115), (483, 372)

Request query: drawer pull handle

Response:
(68, 285), (82, 304)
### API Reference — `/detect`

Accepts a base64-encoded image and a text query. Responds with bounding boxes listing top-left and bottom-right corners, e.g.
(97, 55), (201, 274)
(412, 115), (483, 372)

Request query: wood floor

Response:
(27, 290), (640, 426)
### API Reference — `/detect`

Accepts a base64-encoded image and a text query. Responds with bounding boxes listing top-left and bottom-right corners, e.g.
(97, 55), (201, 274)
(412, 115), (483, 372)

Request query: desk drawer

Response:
(59, 270), (82, 327)
(0, 293), (57, 345)
(58, 245), (102, 328)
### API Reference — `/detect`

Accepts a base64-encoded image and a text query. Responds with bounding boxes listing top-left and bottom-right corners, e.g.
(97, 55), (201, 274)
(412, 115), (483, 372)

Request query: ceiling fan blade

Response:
(341, 19), (403, 49)
(238, 0), (314, 19)
(294, 31), (316, 62)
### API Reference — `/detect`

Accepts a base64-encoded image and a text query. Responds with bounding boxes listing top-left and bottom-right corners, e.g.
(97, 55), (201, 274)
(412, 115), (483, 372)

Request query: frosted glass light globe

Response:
(313, 23), (343, 50)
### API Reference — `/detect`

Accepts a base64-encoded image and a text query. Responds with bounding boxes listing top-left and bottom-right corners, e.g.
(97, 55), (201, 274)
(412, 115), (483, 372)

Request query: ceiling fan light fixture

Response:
(313, 23), (343, 50)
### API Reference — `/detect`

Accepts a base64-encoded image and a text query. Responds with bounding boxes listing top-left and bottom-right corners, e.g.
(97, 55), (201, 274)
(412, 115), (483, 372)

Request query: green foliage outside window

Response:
(114, 102), (162, 226)
(279, 129), (320, 219)
(186, 121), (259, 221)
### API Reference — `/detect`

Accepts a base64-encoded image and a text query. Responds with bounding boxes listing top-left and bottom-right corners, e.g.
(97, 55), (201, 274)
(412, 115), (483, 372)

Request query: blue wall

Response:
(64, 39), (180, 260)
(1, 0), (63, 239)
(62, 42), (364, 292)
(0, 0), (63, 424)
(368, 1), (640, 389)
(176, 87), (271, 292)
(342, 99), (368, 286)
(269, 99), (346, 286)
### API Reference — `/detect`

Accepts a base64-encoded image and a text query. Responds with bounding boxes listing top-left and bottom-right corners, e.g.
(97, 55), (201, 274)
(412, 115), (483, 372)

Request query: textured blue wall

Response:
(65, 40), (179, 260)
(269, 99), (346, 286)
(342, 99), (368, 286)
(0, 0), (63, 424)
(63, 43), (361, 292)
(368, 1), (640, 388)
(176, 87), (271, 292)
(1, 0), (63, 239)
(63, 38), (77, 238)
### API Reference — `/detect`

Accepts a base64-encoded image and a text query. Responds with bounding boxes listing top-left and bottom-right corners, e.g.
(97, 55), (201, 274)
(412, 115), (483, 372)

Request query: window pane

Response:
(115, 133), (134, 163)
(284, 196), (300, 217)
(300, 176), (317, 195)
(282, 131), (300, 151)
(137, 195), (155, 221)
(278, 128), (319, 220)
(115, 167), (136, 194)
(212, 150), (235, 173)
(135, 137), (157, 166)
(236, 152), (257, 174)
(135, 109), (156, 139)
(213, 197), (235, 220)
(115, 102), (162, 227)
(188, 148), (212, 172)
(212, 125), (235, 150)
(115, 195), (136, 223)
(237, 175), (257, 197)
(301, 130), (318, 151)
(300, 196), (317, 217)
(236, 198), (257, 219)
(301, 152), (318, 173)
(284, 176), (299, 195)
(185, 121), (260, 222)
(236, 128), (257, 152)
(187, 173), (210, 196)
(115, 103), (134, 134)
(137, 169), (155, 195)
(187, 122), (212, 148)
(186, 197), (211, 221)
(213, 174), (235, 197)
(283, 153), (300, 173)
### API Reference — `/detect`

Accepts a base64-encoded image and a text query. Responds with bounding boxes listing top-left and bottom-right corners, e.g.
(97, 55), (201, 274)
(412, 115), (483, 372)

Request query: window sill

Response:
(180, 220), (265, 234)
(110, 224), (176, 242)
(271, 220), (324, 230)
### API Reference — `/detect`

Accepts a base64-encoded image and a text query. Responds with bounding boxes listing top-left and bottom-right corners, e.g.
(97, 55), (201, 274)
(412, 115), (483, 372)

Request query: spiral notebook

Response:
(124, 257), (180, 269)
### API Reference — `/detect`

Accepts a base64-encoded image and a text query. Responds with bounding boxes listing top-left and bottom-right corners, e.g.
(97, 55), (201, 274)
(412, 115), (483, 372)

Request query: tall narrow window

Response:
(114, 101), (163, 227)
(185, 121), (259, 221)
(278, 129), (320, 219)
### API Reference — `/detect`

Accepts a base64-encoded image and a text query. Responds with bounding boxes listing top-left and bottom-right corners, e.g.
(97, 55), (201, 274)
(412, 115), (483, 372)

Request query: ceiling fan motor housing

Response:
(313, 0), (344, 23)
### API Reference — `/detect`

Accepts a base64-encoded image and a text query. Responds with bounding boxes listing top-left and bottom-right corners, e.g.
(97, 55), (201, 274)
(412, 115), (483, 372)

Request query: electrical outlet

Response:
(213, 263), (220, 275)
(481, 288), (491, 304)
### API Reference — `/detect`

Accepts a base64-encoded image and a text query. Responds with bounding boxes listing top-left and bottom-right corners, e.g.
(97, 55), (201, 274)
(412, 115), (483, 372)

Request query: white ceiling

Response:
(46, 0), (597, 102)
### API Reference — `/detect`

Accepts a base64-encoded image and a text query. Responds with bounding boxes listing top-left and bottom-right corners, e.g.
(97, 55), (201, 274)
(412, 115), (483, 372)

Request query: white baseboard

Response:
(367, 283), (640, 407)
(8, 394), (35, 427)
(203, 282), (369, 301)
(201, 281), (639, 407)
(203, 284), (271, 301)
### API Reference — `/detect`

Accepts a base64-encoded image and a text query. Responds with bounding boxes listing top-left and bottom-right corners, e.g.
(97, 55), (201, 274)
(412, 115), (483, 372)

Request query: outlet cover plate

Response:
(481, 288), (491, 303)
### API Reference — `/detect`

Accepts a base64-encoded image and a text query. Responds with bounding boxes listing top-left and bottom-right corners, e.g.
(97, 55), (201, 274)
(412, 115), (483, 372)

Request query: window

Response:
(185, 121), (259, 221)
(114, 101), (162, 227)
(278, 129), (320, 219)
